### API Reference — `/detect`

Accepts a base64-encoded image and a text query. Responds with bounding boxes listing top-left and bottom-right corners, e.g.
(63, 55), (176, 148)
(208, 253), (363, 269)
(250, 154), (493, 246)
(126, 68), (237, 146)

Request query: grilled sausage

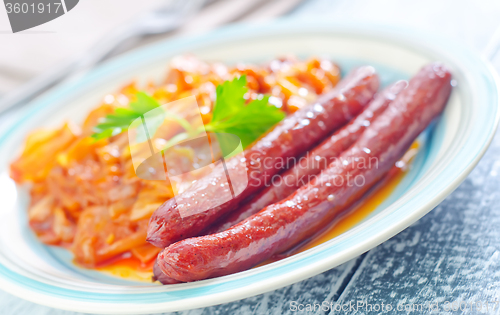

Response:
(147, 66), (380, 248)
(156, 63), (452, 282)
(152, 258), (180, 284)
(208, 80), (407, 233)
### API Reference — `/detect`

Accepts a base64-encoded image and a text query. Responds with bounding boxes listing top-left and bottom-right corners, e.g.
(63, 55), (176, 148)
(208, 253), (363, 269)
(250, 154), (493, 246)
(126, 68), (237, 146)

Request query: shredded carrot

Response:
(10, 55), (341, 270)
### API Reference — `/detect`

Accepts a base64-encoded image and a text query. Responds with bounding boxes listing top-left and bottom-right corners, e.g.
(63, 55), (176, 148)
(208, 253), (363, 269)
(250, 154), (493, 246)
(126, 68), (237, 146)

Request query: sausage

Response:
(147, 66), (380, 248)
(207, 80), (407, 233)
(156, 63), (452, 282)
(152, 258), (180, 284)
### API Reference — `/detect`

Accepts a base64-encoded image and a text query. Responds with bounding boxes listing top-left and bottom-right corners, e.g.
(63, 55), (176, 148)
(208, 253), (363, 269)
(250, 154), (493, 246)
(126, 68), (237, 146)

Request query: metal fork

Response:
(0, 0), (209, 115)
(0, 0), (305, 116)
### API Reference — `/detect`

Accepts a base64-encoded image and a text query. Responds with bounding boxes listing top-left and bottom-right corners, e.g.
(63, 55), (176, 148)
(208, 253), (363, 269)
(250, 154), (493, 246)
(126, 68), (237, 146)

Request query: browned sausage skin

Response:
(147, 67), (380, 248)
(208, 80), (408, 234)
(156, 63), (452, 282)
(152, 258), (180, 284)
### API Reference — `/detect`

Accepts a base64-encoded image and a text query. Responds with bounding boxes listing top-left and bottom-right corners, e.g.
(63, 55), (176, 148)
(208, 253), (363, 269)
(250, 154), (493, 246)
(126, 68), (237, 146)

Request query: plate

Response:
(0, 21), (498, 314)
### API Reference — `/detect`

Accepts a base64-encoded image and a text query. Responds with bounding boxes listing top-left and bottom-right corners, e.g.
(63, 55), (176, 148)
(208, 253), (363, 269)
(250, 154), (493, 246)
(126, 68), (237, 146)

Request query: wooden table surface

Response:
(1, 0), (500, 314)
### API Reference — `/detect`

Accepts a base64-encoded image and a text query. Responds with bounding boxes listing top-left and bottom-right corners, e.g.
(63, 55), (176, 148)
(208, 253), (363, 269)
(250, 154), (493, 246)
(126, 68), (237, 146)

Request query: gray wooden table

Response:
(1, 0), (500, 314)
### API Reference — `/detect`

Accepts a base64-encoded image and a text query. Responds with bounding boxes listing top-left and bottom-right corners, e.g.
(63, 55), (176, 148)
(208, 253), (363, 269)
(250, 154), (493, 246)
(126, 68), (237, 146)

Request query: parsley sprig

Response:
(92, 92), (163, 141)
(205, 75), (285, 147)
(92, 75), (285, 149)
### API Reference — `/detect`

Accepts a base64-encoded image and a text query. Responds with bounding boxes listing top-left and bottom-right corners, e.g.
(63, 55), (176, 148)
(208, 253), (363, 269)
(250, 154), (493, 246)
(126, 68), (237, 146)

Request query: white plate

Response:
(0, 21), (498, 314)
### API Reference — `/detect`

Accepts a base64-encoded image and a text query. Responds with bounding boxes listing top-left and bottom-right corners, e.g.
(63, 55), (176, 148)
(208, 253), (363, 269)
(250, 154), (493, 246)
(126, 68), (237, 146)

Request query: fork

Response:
(0, 0), (209, 115)
(0, 0), (305, 115)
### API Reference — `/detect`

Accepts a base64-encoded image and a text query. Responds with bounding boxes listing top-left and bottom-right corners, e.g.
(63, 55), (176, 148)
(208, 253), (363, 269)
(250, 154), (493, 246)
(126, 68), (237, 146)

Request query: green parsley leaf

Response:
(211, 75), (247, 123)
(205, 76), (285, 148)
(130, 92), (162, 114)
(91, 92), (163, 141)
